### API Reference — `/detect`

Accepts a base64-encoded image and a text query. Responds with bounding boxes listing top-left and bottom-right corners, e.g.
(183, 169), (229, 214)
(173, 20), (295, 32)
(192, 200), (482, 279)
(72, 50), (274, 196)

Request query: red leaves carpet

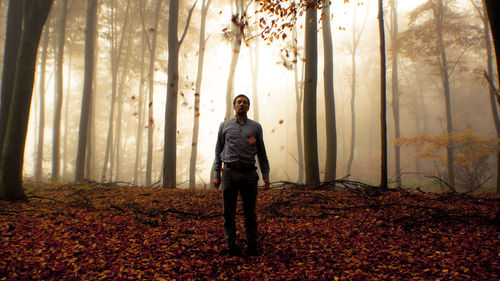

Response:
(0, 184), (499, 280)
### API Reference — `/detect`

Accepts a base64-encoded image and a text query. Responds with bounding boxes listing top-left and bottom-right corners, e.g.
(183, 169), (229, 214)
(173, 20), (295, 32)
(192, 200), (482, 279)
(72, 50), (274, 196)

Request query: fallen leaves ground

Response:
(0, 183), (499, 280)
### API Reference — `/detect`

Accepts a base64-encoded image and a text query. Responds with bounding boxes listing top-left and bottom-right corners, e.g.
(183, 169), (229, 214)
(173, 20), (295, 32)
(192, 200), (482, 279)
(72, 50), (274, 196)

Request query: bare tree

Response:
(0, 0), (22, 159)
(189, 0), (211, 188)
(101, 0), (131, 182)
(389, 0), (401, 188)
(35, 24), (49, 181)
(52, 0), (69, 181)
(378, 0), (388, 188)
(0, 0), (54, 200)
(303, 0), (320, 184)
(162, 0), (197, 188)
(321, 0), (337, 182)
(75, 0), (98, 182)
(345, 1), (368, 176)
(143, 0), (161, 186)
(224, 0), (248, 121)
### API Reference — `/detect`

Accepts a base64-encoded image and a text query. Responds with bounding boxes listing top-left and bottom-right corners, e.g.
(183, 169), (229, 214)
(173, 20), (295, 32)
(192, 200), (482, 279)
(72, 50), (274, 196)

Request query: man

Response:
(212, 94), (270, 257)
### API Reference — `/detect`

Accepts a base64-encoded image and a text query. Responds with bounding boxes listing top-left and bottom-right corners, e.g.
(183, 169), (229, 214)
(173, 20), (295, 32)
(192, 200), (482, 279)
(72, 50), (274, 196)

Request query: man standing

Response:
(212, 94), (270, 256)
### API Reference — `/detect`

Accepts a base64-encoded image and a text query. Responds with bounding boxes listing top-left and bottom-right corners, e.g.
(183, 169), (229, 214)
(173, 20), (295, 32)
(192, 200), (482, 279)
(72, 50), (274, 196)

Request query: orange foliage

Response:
(394, 130), (499, 166)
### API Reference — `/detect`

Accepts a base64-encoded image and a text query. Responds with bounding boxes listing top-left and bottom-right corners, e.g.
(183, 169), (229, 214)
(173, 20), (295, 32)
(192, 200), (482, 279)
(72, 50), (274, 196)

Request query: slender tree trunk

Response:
(249, 2), (259, 122)
(114, 33), (132, 181)
(345, 3), (368, 176)
(75, 0), (98, 182)
(322, 0), (337, 182)
(101, 0), (130, 182)
(293, 26), (304, 184)
(434, 0), (455, 189)
(163, 0), (196, 188)
(189, 0), (211, 188)
(134, 32), (146, 185)
(484, 0), (500, 82)
(390, 0), (401, 188)
(52, 0), (68, 182)
(0, 0), (54, 201)
(0, 0), (22, 155)
(164, 0), (181, 188)
(62, 46), (72, 180)
(224, 9), (244, 121)
(378, 0), (388, 188)
(35, 26), (49, 181)
(145, 0), (161, 186)
(303, 0), (320, 184)
(86, 9), (100, 181)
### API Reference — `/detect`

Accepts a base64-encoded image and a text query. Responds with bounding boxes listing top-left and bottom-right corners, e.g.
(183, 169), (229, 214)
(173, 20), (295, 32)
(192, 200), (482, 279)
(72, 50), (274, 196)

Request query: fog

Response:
(1, 0), (496, 190)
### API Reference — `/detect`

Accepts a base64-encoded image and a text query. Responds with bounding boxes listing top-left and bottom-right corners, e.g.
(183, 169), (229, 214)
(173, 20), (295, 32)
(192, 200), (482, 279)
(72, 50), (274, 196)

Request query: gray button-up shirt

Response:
(213, 117), (270, 180)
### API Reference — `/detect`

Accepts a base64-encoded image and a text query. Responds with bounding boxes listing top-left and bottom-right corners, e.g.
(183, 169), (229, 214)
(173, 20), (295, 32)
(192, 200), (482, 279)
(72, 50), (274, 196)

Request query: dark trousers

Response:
(221, 166), (259, 249)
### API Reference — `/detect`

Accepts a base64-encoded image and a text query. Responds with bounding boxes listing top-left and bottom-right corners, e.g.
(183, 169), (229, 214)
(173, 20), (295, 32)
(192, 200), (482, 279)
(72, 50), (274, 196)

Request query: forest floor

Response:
(0, 182), (499, 280)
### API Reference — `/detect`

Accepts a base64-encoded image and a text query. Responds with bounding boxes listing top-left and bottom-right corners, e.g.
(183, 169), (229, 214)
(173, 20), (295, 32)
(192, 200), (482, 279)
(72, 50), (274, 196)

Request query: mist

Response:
(0, 0), (496, 191)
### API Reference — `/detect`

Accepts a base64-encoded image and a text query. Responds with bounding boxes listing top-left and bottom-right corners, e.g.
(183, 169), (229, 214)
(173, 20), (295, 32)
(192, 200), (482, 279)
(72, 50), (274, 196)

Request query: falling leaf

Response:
(279, 120), (284, 125)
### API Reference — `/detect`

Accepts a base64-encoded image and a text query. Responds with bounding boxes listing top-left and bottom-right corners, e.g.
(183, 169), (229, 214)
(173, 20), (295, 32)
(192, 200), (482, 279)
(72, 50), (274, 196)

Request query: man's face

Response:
(233, 96), (250, 115)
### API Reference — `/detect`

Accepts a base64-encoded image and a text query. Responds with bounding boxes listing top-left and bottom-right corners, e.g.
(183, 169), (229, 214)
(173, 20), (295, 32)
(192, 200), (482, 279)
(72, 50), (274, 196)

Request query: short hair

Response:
(233, 94), (250, 106)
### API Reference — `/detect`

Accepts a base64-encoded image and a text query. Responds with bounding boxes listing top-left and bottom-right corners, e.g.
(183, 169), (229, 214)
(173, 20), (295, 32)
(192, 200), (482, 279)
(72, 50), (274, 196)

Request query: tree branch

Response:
(179, 0), (198, 46)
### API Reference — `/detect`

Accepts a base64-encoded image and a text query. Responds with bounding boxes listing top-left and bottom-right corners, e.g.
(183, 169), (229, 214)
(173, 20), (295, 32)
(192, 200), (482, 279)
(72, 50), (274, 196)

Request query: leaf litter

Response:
(0, 182), (499, 280)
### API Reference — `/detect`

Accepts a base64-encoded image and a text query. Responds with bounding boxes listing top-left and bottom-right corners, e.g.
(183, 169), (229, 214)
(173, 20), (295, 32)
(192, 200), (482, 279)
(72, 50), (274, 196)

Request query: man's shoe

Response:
(247, 247), (260, 257)
(225, 245), (242, 256)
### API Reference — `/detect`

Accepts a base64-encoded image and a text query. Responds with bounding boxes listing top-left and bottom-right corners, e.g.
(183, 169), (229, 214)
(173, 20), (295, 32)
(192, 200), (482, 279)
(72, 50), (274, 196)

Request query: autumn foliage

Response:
(395, 130), (499, 190)
(0, 183), (499, 280)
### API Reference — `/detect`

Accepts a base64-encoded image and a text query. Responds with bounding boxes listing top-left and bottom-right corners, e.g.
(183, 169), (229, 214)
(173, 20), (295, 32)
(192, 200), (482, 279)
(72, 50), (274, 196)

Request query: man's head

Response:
(233, 94), (250, 116)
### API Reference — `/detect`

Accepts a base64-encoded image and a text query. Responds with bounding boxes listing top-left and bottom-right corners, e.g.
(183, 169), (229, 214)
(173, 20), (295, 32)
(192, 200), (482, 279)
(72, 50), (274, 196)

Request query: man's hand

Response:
(212, 178), (220, 189)
(263, 179), (270, 190)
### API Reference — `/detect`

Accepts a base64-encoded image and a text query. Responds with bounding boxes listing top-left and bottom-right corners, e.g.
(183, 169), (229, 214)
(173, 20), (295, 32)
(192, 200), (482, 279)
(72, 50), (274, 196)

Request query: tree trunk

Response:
(293, 26), (304, 184)
(189, 0), (211, 188)
(163, 0), (196, 188)
(345, 3), (367, 176)
(164, 0), (181, 188)
(52, 0), (68, 182)
(479, 0), (500, 193)
(434, 0), (455, 190)
(145, 0), (161, 186)
(224, 9), (244, 121)
(134, 32), (146, 186)
(35, 25), (49, 181)
(322, 0), (337, 182)
(378, 0), (388, 188)
(303, 0), (320, 184)
(62, 46), (72, 180)
(0, 0), (22, 156)
(0, 0), (54, 201)
(390, 0), (401, 188)
(101, 0), (130, 182)
(75, 0), (98, 182)
(249, 2), (260, 122)
(484, 0), (500, 82)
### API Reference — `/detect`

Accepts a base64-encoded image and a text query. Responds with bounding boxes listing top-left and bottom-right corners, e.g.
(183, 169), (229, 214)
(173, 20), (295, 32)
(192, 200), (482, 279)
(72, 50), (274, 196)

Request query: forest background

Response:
(0, 0), (499, 193)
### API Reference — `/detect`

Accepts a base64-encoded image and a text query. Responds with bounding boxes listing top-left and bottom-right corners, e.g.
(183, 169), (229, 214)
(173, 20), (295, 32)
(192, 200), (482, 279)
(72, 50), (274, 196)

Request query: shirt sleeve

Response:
(213, 122), (225, 179)
(256, 123), (270, 180)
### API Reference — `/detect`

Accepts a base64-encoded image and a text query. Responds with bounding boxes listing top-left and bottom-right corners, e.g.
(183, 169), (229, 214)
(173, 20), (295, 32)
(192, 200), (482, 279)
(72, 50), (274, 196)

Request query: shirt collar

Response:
(233, 115), (248, 124)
